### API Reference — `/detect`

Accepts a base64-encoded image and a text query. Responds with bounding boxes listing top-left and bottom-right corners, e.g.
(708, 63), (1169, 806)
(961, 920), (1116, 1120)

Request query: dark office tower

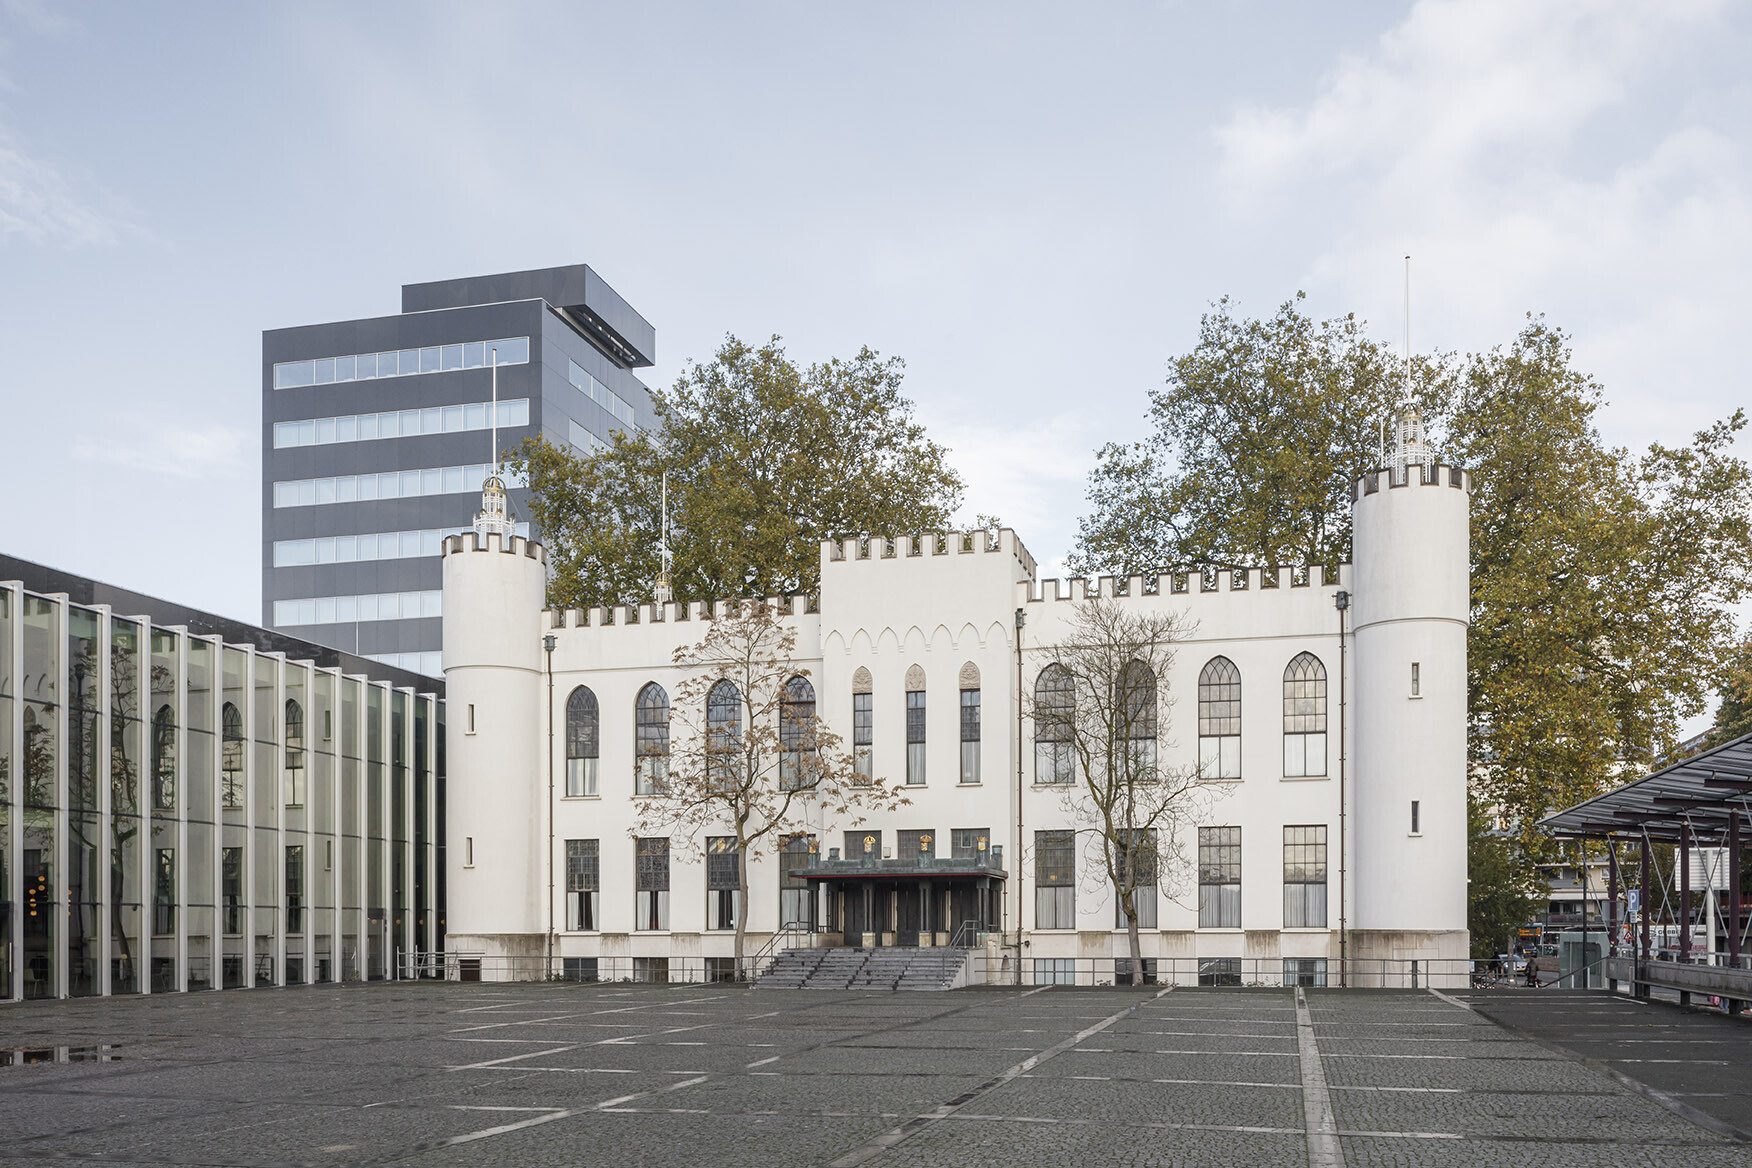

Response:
(263, 265), (656, 675)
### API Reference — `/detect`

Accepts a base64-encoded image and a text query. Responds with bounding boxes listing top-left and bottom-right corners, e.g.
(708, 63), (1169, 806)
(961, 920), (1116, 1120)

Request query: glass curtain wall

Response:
(0, 584), (440, 1002)
(110, 619), (144, 994)
(186, 639), (217, 989)
(0, 590), (13, 1000)
(149, 629), (179, 991)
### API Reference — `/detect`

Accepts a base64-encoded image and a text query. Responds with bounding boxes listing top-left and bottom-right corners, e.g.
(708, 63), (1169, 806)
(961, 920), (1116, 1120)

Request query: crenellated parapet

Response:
(820, 528), (1038, 580)
(1350, 462), (1471, 500)
(440, 531), (548, 564)
(1025, 563), (1345, 607)
(548, 592), (818, 632)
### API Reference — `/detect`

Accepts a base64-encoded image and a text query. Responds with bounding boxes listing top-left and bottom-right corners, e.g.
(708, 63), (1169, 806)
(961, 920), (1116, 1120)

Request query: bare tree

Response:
(633, 601), (908, 974)
(1029, 596), (1209, 979)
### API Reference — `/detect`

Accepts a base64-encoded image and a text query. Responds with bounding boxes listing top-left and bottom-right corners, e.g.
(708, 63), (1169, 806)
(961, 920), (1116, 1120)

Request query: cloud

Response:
(73, 420), (251, 481)
(1210, 0), (1749, 446)
(937, 410), (1101, 576)
(0, 134), (142, 246)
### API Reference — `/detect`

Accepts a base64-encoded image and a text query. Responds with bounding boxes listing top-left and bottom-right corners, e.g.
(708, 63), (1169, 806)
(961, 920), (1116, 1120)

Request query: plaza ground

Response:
(1, 982), (1749, 1167)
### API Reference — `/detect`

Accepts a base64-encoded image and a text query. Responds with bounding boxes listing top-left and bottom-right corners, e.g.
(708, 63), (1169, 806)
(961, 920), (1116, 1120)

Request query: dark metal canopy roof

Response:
(1540, 732), (1752, 843)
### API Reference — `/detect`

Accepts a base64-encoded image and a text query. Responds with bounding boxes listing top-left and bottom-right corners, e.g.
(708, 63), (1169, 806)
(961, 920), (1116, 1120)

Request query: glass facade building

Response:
(0, 556), (442, 1000)
(262, 264), (657, 677)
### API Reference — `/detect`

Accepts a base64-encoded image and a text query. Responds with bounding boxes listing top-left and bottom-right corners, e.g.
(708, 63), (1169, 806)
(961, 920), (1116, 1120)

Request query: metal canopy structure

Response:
(1540, 732), (1752, 843)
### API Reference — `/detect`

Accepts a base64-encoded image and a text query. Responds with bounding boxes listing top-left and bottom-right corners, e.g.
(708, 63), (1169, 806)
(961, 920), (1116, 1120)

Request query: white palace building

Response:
(440, 450), (1471, 988)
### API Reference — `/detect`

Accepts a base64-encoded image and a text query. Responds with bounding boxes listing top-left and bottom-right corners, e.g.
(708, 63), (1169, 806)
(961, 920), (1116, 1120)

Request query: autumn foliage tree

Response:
(508, 335), (965, 611)
(1071, 298), (1752, 870)
(630, 602), (909, 973)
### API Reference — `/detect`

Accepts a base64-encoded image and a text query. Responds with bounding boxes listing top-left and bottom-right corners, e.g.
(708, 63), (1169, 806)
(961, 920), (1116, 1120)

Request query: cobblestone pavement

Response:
(1, 983), (1748, 1166)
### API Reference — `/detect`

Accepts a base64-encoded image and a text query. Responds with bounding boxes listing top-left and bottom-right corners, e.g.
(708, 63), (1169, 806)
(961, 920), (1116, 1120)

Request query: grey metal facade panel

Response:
(399, 264), (656, 368)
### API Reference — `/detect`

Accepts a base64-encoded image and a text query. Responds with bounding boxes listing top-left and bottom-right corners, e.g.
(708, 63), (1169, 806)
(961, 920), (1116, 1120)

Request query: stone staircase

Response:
(754, 947), (972, 990)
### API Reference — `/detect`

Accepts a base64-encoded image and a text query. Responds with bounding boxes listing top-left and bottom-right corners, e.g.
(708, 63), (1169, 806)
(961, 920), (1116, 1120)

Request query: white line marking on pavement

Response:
(1296, 986), (1344, 1168)
(826, 987), (1173, 1168)
(446, 1044), (578, 1070)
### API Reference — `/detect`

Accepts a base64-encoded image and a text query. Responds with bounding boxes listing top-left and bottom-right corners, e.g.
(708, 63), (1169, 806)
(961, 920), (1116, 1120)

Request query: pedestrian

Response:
(1525, 954), (1539, 987)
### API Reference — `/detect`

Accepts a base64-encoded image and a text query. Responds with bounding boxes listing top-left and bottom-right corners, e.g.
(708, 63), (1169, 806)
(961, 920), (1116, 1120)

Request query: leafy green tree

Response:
(1711, 637), (1752, 745)
(1071, 300), (1752, 870)
(1467, 797), (1544, 959)
(1071, 294), (1449, 575)
(508, 335), (964, 611)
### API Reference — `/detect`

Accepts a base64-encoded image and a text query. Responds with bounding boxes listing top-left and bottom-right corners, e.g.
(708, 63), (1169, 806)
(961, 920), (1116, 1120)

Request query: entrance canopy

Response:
(1541, 732), (1752, 843)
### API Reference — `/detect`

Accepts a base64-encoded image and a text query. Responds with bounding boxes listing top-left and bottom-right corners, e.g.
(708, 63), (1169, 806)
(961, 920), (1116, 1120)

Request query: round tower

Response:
(1348, 456), (1471, 978)
(441, 492), (547, 969)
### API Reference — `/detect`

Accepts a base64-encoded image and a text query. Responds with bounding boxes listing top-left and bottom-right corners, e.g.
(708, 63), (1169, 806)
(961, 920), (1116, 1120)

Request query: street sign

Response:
(1627, 889), (1641, 922)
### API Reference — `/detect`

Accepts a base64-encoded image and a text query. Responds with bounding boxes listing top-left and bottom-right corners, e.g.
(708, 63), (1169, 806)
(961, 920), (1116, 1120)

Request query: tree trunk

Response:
(735, 840), (750, 980)
(1124, 888), (1143, 983)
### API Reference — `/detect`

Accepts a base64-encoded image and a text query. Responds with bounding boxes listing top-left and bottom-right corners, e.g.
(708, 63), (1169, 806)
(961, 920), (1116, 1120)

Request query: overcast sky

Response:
(2, 0), (1749, 629)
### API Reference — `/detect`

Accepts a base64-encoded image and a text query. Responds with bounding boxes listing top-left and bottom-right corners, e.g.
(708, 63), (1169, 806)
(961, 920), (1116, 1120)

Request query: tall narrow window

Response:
(565, 686), (599, 797)
(151, 704), (177, 811)
(222, 845), (244, 934)
(1197, 657), (1241, 780)
(1281, 653), (1327, 778)
(779, 834), (816, 928)
(635, 683), (669, 795)
(1120, 660), (1157, 775)
(566, 839), (599, 930)
(1283, 825), (1327, 928)
(959, 662), (981, 784)
(780, 676), (817, 790)
(706, 680), (742, 792)
(905, 664), (927, 786)
(635, 837), (669, 930)
(221, 702), (245, 808)
(1035, 829), (1076, 929)
(1410, 800), (1421, 835)
(1112, 828), (1158, 928)
(707, 836), (740, 930)
(1034, 664), (1075, 784)
(1198, 826), (1241, 928)
(285, 845), (305, 934)
(1410, 662), (1421, 697)
(852, 668), (874, 785)
(153, 848), (176, 935)
(284, 698), (307, 808)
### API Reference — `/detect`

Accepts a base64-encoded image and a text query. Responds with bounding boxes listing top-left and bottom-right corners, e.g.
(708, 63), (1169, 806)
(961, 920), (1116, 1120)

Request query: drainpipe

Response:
(1334, 589), (1350, 988)
(1015, 606), (1025, 987)
(544, 633), (557, 981)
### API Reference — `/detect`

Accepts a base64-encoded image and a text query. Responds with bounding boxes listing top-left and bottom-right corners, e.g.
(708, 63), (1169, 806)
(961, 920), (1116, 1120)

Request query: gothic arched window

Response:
(1282, 653), (1327, 778)
(1033, 664), (1075, 784)
(152, 703), (177, 811)
(635, 683), (668, 795)
(566, 686), (599, 797)
(1198, 657), (1241, 780)
(779, 676), (816, 790)
(1119, 659), (1157, 774)
(284, 698), (306, 808)
(706, 679), (742, 790)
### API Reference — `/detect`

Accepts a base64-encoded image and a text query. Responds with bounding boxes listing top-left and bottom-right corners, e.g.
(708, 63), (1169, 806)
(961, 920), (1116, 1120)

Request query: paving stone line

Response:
(1296, 986), (1345, 1168)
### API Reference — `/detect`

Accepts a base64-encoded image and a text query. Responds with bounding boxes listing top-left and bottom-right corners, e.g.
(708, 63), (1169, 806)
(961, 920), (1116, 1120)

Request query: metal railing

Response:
(965, 955), (1475, 989)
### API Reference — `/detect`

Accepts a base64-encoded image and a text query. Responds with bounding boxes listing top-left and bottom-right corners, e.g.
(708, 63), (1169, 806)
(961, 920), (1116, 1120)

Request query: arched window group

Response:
(635, 682), (669, 795)
(1119, 660), (1157, 774)
(1197, 657), (1242, 780)
(1033, 664), (1075, 784)
(779, 676), (817, 791)
(566, 686), (599, 797)
(1282, 652), (1328, 777)
(706, 679), (742, 790)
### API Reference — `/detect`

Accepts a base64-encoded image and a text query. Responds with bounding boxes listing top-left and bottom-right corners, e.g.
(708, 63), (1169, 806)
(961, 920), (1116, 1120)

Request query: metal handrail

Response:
(743, 921), (815, 978)
(948, 920), (980, 950)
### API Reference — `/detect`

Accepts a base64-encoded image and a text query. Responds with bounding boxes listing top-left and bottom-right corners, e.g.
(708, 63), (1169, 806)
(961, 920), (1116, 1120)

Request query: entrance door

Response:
(896, 881), (929, 946)
(949, 882), (983, 944)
